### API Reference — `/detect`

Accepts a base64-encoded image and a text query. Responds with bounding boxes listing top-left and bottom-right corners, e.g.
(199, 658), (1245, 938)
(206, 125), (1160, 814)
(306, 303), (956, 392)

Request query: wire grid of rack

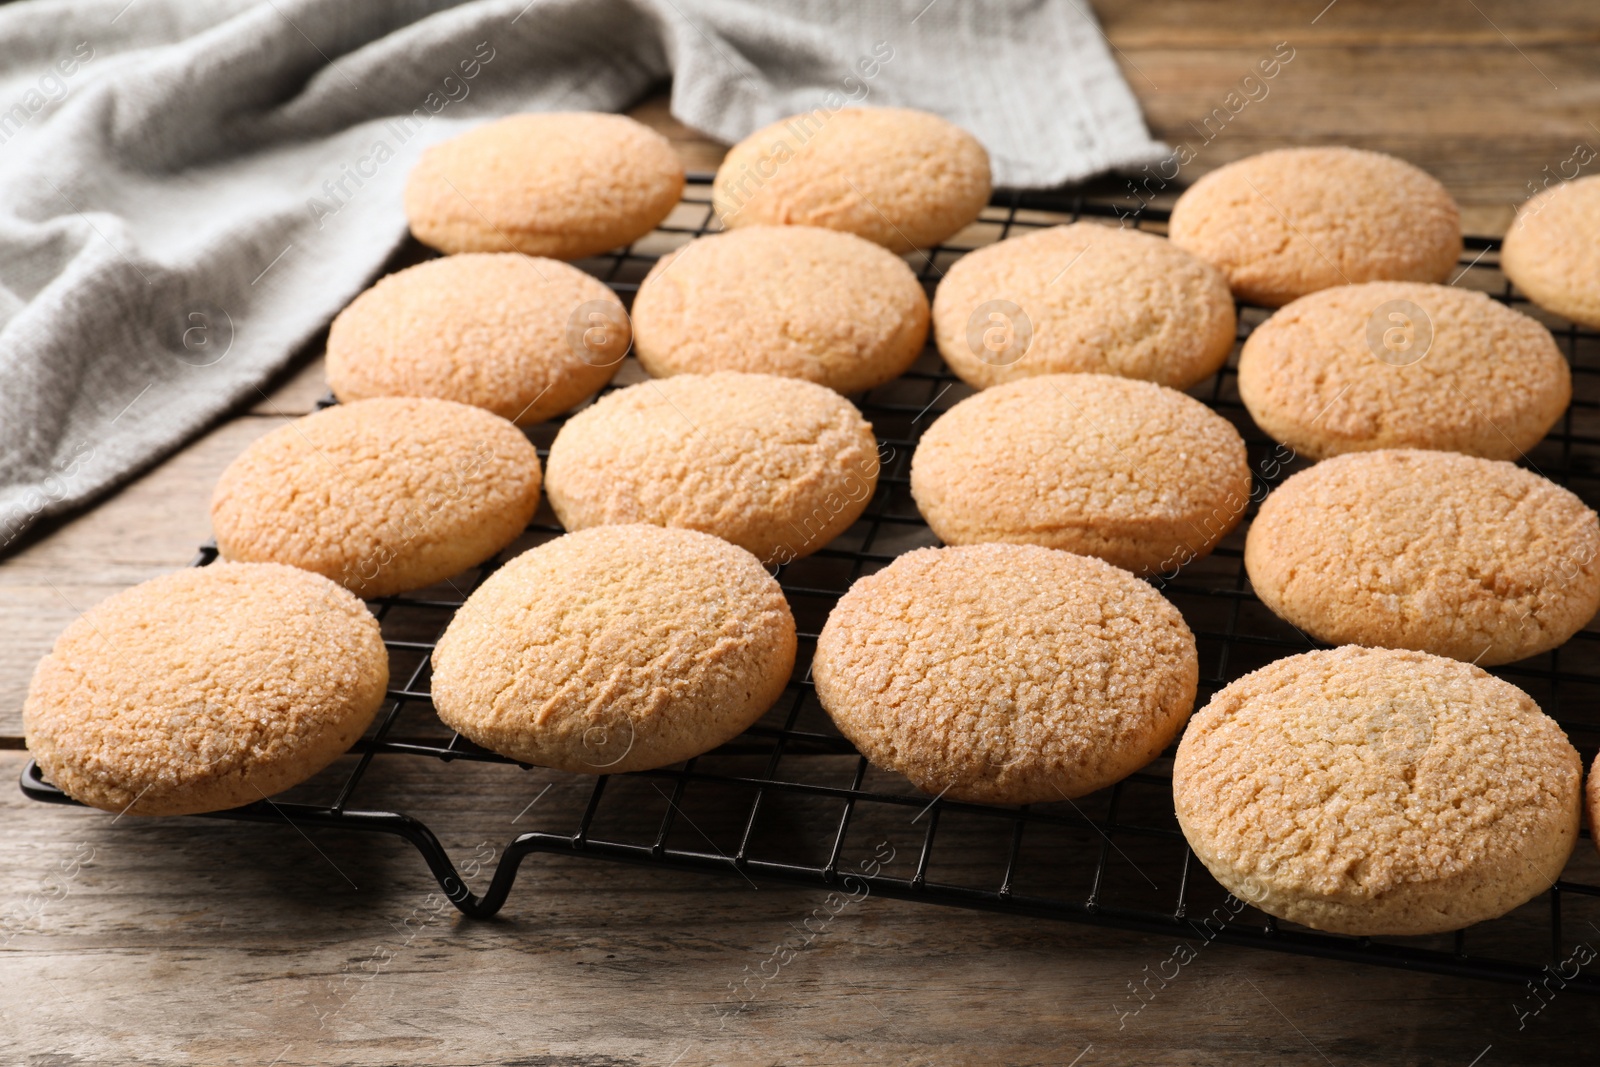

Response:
(22, 174), (1600, 993)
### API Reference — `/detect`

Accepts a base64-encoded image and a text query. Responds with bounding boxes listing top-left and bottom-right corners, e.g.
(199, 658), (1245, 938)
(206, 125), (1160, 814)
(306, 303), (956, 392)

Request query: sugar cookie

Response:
(1169, 147), (1462, 307)
(1245, 449), (1600, 665)
(814, 543), (1197, 804)
(713, 107), (990, 253)
(212, 398), (542, 598)
(327, 253), (628, 424)
(930, 223), (1236, 390)
(911, 374), (1250, 575)
(631, 224), (928, 394)
(547, 372), (878, 563)
(1503, 173), (1600, 329)
(405, 112), (684, 259)
(24, 563), (388, 816)
(1238, 281), (1569, 460)
(431, 525), (796, 773)
(1174, 646), (1580, 935)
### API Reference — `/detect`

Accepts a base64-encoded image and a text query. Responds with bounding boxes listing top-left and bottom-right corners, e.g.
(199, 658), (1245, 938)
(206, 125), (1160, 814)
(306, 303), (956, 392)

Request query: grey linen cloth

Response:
(0, 0), (1166, 551)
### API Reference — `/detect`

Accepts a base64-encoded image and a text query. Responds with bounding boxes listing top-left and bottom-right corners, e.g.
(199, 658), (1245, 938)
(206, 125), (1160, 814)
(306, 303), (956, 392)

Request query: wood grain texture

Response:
(3, 750), (1595, 1066)
(1094, 0), (1600, 233)
(7, 4), (1600, 1060)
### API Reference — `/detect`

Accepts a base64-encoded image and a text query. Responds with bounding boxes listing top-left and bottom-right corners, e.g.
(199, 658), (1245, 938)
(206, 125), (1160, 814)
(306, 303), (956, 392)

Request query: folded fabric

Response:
(0, 0), (1166, 552)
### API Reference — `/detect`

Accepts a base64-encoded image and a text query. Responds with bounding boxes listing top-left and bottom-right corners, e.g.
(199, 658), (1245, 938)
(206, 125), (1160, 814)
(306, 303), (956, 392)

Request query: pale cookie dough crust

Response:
(430, 525), (796, 774)
(1168, 147), (1462, 307)
(405, 112), (685, 259)
(911, 373), (1250, 575)
(24, 563), (389, 816)
(931, 222), (1237, 391)
(1245, 449), (1600, 665)
(814, 543), (1197, 805)
(713, 107), (991, 254)
(212, 398), (542, 599)
(546, 372), (879, 563)
(1174, 646), (1580, 935)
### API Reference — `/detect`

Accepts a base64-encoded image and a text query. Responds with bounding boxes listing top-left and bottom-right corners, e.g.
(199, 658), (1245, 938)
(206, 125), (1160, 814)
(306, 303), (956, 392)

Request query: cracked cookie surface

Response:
(430, 525), (796, 774)
(212, 397), (542, 598)
(911, 373), (1250, 575)
(547, 372), (878, 563)
(1238, 281), (1569, 460)
(631, 224), (928, 394)
(1173, 646), (1580, 935)
(1245, 449), (1600, 665)
(813, 543), (1197, 805)
(327, 253), (627, 425)
(24, 563), (388, 816)
(1168, 147), (1462, 307)
(931, 222), (1236, 391)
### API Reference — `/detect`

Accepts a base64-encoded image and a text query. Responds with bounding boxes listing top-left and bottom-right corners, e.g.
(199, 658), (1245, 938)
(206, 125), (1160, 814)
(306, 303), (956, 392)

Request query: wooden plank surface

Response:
(1095, 0), (1600, 234)
(3, 749), (1594, 1066)
(6, 2), (1600, 1062)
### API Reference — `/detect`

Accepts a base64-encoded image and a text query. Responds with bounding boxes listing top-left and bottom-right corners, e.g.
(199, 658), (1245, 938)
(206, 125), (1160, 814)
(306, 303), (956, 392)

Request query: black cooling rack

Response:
(22, 175), (1600, 994)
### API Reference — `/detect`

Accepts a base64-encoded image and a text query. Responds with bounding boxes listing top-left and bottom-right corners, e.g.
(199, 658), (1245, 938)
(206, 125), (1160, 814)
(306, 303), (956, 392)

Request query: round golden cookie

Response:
(1503, 174), (1600, 329)
(813, 543), (1198, 804)
(713, 107), (991, 253)
(404, 112), (685, 259)
(212, 398), (542, 599)
(24, 563), (388, 817)
(631, 225), (928, 394)
(326, 254), (628, 425)
(430, 525), (796, 773)
(1245, 450), (1600, 666)
(1238, 281), (1569, 461)
(1174, 646), (1581, 935)
(546, 372), (878, 564)
(911, 374), (1250, 575)
(1168, 147), (1463, 307)
(930, 223), (1236, 391)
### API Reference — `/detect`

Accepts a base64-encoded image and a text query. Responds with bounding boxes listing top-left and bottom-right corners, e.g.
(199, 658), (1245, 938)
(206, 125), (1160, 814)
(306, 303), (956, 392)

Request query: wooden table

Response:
(6, 3), (1600, 1062)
